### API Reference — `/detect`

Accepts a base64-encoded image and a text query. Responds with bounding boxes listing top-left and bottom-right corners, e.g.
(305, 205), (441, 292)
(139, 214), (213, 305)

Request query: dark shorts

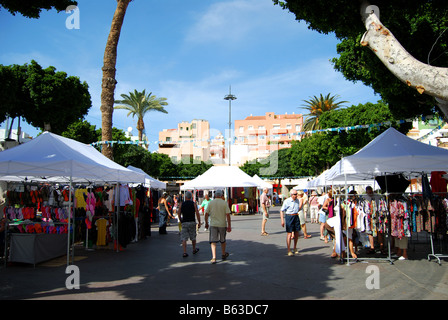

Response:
(209, 226), (227, 243)
(285, 214), (301, 233)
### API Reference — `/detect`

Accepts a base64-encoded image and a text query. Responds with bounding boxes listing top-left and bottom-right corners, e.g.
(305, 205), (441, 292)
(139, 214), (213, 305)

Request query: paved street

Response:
(1, 207), (448, 302)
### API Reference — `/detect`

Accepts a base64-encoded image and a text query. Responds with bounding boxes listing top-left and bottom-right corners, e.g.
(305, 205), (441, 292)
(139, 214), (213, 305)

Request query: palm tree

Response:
(114, 89), (168, 144)
(100, 0), (132, 160)
(301, 93), (348, 132)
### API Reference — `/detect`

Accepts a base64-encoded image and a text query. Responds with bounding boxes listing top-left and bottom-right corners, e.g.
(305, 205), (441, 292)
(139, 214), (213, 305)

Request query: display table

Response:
(9, 233), (68, 265)
(231, 203), (248, 214)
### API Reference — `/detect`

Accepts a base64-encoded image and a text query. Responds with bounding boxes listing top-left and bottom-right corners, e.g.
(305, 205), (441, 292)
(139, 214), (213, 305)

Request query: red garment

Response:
(430, 171), (447, 193)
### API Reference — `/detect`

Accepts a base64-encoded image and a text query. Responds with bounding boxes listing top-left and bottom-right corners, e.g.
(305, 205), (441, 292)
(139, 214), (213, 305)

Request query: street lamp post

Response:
(224, 86), (236, 166)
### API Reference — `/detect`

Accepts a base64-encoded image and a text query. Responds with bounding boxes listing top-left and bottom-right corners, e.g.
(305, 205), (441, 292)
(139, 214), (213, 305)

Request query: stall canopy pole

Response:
(116, 183), (120, 253)
(345, 172), (350, 266)
(67, 176), (73, 267)
(384, 174), (393, 264)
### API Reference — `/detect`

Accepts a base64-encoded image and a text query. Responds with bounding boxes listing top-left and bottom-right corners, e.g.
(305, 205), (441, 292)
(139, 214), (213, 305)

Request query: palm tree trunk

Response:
(44, 122), (51, 132)
(100, 0), (131, 160)
(137, 117), (144, 141)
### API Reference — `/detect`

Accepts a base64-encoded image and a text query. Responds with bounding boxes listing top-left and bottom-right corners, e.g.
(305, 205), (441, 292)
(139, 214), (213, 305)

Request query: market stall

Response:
(326, 127), (448, 181)
(126, 165), (166, 242)
(0, 132), (145, 266)
(252, 174), (273, 192)
(324, 128), (448, 264)
(127, 165), (166, 190)
(180, 166), (259, 214)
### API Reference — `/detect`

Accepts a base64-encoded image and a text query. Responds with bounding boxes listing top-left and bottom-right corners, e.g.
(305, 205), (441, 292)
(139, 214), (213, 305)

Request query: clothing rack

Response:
(426, 195), (448, 265)
(405, 187), (448, 265)
(332, 189), (448, 266)
(427, 218), (448, 265)
(333, 192), (394, 265)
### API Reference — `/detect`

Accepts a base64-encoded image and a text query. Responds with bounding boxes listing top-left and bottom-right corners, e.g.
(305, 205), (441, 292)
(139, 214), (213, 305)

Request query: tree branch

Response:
(359, 1), (448, 119)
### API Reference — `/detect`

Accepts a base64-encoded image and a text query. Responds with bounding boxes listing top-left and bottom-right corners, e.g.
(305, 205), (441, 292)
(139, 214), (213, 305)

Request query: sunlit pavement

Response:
(1, 206), (447, 301)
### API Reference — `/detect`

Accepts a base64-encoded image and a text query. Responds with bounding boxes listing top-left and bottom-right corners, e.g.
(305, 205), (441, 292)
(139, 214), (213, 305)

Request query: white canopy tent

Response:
(127, 165), (166, 190)
(306, 168), (376, 192)
(181, 166), (259, 190)
(180, 166), (259, 214)
(305, 170), (329, 189)
(326, 127), (448, 181)
(0, 132), (146, 265)
(0, 132), (146, 183)
(252, 174), (273, 190)
(292, 178), (312, 190)
(321, 127), (448, 265)
(180, 175), (201, 191)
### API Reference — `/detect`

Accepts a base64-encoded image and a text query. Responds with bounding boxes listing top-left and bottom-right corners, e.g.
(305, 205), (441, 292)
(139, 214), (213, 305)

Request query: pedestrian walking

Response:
(260, 187), (271, 236)
(200, 193), (212, 231)
(298, 190), (311, 239)
(302, 191), (309, 222)
(178, 191), (201, 257)
(309, 190), (319, 224)
(280, 189), (302, 256)
(320, 190), (332, 242)
(173, 194), (182, 233)
(204, 189), (232, 264)
(158, 192), (174, 234)
(166, 193), (174, 225)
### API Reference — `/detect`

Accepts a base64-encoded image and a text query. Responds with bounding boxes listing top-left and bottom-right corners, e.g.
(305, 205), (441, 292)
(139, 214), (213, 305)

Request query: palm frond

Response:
(113, 89), (169, 139)
(300, 93), (348, 132)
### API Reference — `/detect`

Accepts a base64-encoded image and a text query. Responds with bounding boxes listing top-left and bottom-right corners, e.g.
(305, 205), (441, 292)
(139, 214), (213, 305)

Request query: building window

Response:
(273, 124), (280, 130)
(248, 125), (254, 130)
(286, 124), (291, 129)
(239, 126), (244, 133)
(296, 124), (301, 132)
(166, 137), (171, 142)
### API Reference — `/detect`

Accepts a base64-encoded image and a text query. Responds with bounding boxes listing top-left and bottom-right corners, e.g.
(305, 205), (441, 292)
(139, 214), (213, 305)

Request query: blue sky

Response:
(0, 0), (378, 151)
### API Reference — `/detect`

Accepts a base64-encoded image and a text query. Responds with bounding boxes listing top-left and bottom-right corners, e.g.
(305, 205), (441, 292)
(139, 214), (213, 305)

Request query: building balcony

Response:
(270, 128), (288, 135)
(159, 142), (179, 148)
(246, 129), (267, 135)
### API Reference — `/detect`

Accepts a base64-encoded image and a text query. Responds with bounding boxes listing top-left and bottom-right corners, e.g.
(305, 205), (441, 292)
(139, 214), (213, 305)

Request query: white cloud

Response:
(184, 0), (305, 47)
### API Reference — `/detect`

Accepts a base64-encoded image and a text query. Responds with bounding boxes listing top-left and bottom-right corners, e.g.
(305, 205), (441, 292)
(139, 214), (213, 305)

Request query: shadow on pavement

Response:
(1, 212), (447, 300)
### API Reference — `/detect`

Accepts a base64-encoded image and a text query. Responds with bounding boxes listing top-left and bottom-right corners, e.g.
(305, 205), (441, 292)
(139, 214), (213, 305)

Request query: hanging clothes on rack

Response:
(95, 218), (109, 246)
(326, 197), (346, 255)
(430, 171), (447, 194)
(390, 199), (411, 239)
(115, 184), (132, 207)
(85, 188), (96, 230)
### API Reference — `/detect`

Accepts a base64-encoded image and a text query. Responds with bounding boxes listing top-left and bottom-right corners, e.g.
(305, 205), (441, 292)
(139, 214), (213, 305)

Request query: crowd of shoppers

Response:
(157, 184), (408, 263)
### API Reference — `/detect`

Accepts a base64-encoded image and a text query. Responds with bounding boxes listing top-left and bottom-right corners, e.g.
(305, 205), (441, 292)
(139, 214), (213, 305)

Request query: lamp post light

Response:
(224, 86), (237, 166)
